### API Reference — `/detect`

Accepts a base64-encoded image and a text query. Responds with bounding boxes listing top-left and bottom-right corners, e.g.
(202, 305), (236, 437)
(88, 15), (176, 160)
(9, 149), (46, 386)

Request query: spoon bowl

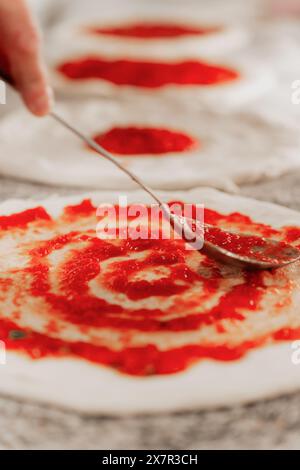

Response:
(165, 208), (300, 270)
(202, 230), (300, 269)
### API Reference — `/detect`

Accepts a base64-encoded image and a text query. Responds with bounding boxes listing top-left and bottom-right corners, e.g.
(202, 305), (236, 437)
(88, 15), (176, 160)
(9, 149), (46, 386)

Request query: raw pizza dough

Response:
(46, 1), (272, 108)
(0, 187), (300, 415)
(48, 51), (272, 109)
(0, 98), (299, 192)
(246, 20), (300, 130)
(47, 7), (249, 61)
(46, 0), (264, 61)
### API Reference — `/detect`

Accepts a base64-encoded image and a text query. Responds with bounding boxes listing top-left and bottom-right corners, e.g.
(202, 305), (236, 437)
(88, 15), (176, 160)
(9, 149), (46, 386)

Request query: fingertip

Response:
(23, 85), (54, 117)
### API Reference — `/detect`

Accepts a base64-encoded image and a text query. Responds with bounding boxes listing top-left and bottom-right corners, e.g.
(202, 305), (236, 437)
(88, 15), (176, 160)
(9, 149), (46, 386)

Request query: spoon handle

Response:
(0, 69), (195, 219)
(50, 110), (163, 207)
(0, 69), (164, 207)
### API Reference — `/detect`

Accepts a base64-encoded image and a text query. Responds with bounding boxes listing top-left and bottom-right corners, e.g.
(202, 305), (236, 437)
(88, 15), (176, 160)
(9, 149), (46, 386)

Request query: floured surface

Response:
(0, 187), (300, 414)
(0, 99), (299, 191)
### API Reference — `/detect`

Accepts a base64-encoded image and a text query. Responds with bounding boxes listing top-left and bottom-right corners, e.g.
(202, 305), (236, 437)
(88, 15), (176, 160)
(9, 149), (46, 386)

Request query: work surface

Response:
(0, 172), (300, 450)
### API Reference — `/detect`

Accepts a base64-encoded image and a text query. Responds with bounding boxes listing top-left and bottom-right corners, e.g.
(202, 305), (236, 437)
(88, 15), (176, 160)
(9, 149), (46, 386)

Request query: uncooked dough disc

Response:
(0, 187), (300, 415)
(47, 5), (249, 62)
(46, 1), (272, 108)
(0, 99), (299, 192)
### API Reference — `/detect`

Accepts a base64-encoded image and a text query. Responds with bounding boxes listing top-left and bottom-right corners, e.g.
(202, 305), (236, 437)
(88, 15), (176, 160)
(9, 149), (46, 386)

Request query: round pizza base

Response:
(49, 54), (273, 110)
(0, 187), (300, 415)
(46, 4), (271, 109)
(0, 98), (299, 192)
(48, 17), (249, 62)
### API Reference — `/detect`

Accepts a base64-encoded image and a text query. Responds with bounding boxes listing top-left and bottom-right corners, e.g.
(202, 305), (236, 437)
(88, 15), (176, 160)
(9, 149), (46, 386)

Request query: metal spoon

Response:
(49, 111), (300, 270)
(2, 73), (300, 269)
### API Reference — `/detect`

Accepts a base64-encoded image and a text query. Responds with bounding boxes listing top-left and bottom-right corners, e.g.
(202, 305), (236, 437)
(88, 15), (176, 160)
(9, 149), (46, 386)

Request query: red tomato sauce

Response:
(1, 200), (300, 376)
(204, 225), (295, 264)
(91, 126), (198, 155)
(57, 57), (239, 88)
(0, 207), (51, 231)
(88, 23), (220, 39)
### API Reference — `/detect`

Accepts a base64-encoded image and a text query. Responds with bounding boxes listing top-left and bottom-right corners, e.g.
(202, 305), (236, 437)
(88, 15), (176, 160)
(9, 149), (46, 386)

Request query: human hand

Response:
(0, 0), (52, 116)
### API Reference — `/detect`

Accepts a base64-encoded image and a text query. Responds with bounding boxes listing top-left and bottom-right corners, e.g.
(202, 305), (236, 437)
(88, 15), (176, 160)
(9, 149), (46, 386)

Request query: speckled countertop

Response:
(0, 172), (300, 450)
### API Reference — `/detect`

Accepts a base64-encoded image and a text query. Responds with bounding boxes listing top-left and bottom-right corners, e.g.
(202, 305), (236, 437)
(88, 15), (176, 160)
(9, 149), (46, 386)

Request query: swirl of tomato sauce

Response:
(0, 199), (300, 376)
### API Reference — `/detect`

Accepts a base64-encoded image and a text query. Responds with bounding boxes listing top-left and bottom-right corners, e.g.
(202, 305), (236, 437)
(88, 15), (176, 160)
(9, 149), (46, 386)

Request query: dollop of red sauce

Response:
(91, 126), (198, 156)
(1, 200), (300, 376)
(0, 207), (51, 231)
(88, 23), (220, 39)
(57, 57), (239, 88)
